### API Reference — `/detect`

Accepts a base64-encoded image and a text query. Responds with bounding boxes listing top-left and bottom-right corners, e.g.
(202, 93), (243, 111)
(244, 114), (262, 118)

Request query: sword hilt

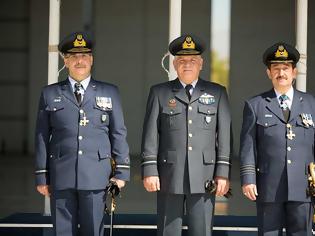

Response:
(104, 181), (121, 214)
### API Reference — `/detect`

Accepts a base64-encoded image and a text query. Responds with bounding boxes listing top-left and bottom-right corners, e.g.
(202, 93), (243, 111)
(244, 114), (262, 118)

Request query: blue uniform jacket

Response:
(240, 89), (315, 202)
(35, 78), (130, 190)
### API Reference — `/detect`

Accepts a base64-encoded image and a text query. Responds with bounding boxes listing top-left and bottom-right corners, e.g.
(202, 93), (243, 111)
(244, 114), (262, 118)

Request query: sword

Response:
(104, 181), (120, 236)
(109, 197), (115, 236)
(205, 179), (232, 198)
(307, 162), (315, 222)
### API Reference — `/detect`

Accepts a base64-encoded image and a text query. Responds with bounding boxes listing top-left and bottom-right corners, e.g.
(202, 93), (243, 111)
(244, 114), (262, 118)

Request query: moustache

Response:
(74, 65), (86, 68)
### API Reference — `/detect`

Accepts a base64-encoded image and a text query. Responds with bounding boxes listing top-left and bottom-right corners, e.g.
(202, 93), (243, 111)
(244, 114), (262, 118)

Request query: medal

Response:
(79, 112), (89, 126)
(308, 114), (314, 127)
(286, 124), (295, 140)
(301, 113), (314, 128)
(96, 97), (112, 110)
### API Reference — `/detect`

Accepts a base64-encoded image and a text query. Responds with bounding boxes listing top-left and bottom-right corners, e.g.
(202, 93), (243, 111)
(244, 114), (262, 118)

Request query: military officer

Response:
(35, 31), (130, 236)
(240, 42), (315, 235)
(141, 34), (232, 236)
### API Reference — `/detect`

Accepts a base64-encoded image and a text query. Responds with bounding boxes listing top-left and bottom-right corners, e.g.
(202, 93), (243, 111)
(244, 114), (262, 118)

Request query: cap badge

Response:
(182, 36), (195, 50)
(275, 45), (288, 59)
(73, 34), (87, 48)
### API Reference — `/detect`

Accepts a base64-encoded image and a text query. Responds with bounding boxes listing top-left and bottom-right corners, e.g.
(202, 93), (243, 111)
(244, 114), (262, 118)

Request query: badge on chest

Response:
(205, 116), (211, 123)
(168, 98), (176, 108)
(198, 93), (215, 105)
(301, 113), (314, 128)
(96, 97), (112, 110)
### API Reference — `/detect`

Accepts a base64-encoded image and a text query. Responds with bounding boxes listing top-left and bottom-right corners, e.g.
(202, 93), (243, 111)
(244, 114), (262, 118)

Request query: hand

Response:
(110, 178), (126, 189)
(242, 184), (258, 201)
(143, 176), (160, 192)
(214, 177), (229, 197)
(36, 185), (50, 196)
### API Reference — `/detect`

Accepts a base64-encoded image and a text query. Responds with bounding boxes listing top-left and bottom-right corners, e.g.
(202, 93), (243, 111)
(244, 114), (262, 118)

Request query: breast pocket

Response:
(92, 105), (110, 127)
(161, 106), (183, 130)
(46, 103), (64, 112)
(256, 117), (279, 137)
(46, 103), (65, 127)
(197, 105), (216, 129)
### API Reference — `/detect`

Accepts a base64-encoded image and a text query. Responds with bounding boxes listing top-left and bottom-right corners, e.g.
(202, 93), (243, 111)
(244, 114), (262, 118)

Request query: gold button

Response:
(170, 111), (173, 114)
(287, 160), (291, 164)
(188, 106), (192, 111)
(265, 123), (268, 126)
(80, 109), (84, 114)
(286, 124), (291, 128)
(188, 133), (193, 138)
(287, 146), (291, 151)
(78, 150), (83, 155)
(188, 120), (192, 124)
(78, 136), (83, 140)
(53, 108), (57, 111)
(188, 146), (192, 151)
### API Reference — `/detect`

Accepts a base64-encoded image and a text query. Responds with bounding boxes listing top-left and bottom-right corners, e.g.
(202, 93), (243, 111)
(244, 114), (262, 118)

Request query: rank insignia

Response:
(205, 116), (211, 124)
(168, 98), (176, 108)
(96, 97), (112, 110)
(265, 114), (273, 118)
(53, 97), (62, 102)
(198, 93), (215, 105)
(301, 113), (314, 128)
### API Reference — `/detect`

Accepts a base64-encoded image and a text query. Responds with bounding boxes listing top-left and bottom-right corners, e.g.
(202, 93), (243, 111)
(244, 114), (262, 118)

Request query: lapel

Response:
(288, 89), (304, 123)
(172, 78), (189, 104)
(264, 89), (287, 122)
(81, 78), (97, 107)
(60, 79), (78, 107)
(190, 79), (206, 103)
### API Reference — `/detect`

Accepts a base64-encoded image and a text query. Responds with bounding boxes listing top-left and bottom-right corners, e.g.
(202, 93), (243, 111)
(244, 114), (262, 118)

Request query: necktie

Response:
(279, 94), (289, 110)
(185, 84), (193, 101)
(279, 94), (290, 121)
(74, 82), (82, 104)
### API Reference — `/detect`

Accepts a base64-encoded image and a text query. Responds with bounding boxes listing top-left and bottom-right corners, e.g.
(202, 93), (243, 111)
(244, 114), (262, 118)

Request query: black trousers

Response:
(257, 201), (313, 236)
